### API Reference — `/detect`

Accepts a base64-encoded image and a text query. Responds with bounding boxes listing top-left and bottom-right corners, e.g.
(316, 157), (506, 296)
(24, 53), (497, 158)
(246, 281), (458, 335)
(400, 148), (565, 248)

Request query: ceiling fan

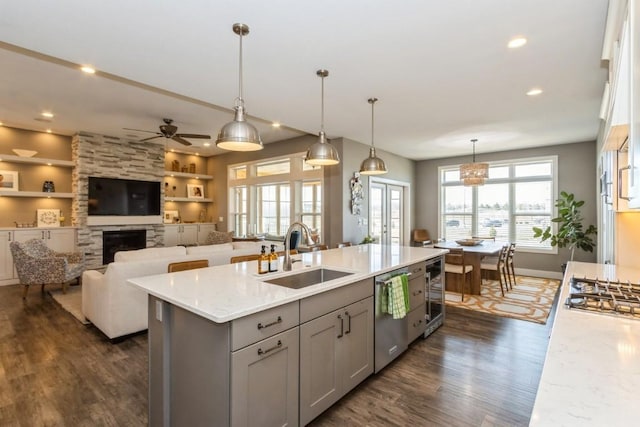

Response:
(124, 118), (211, 146)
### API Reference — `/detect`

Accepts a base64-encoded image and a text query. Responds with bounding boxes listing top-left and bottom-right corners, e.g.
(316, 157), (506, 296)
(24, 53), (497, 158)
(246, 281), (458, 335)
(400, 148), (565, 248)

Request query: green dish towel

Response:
(382, 274), (409, 319)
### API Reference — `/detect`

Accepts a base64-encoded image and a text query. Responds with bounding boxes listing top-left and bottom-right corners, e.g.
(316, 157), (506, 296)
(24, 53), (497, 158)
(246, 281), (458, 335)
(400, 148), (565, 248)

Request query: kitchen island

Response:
(530, 261), (640, 426)
(128, 244), (447, 426)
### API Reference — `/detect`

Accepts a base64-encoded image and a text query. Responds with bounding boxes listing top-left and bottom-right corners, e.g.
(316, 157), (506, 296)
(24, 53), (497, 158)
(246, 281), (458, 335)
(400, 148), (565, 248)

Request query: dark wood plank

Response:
(0, 283), (557, 426)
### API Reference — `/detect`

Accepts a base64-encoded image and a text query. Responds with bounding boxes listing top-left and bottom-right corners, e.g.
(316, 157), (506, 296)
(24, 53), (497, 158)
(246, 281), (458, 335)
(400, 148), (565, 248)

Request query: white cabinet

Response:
(0, 231), (14, 281)
(196, 224), (217, 245)
(165, 223), (216, 246)
(299, 293), (373, 426)
(164, 224), (198, 246)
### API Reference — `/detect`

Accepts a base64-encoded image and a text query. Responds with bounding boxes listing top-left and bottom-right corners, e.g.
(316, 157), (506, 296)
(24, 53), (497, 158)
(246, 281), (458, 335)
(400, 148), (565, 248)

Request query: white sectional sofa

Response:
(82, 241), (283, 340)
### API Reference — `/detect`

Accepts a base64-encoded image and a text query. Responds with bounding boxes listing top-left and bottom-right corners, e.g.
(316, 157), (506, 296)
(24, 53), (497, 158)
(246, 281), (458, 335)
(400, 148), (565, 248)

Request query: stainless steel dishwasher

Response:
(374, 267), (409, 373)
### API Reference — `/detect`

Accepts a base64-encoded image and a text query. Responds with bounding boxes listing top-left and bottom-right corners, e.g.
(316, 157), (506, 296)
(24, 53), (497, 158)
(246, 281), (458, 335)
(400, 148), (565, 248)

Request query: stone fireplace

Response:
(72, 133), (165, 268)
(102, 229), (146, 265)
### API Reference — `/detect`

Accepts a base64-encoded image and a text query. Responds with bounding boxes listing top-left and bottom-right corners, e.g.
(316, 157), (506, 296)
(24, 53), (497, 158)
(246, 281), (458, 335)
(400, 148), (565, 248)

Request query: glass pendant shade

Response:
(460, 139), (488, 186)
(360, 97), (387, 175)
(216, 23), (264, 152)
(305, 69), (340, 166)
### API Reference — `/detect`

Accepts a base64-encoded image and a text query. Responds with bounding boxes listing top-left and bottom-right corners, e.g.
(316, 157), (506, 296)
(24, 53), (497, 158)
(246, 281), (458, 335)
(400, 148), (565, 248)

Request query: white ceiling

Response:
(0, 0), (609, 160)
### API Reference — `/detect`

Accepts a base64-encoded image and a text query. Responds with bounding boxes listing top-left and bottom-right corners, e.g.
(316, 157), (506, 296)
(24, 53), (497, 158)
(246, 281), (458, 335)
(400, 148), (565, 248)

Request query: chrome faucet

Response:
(283, 221), (315, 271)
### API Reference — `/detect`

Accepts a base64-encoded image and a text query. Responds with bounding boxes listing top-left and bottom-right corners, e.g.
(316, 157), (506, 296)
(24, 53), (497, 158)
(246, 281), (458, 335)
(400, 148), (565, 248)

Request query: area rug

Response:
(49, 286), (89, 325)
(445, 276), (561, 324)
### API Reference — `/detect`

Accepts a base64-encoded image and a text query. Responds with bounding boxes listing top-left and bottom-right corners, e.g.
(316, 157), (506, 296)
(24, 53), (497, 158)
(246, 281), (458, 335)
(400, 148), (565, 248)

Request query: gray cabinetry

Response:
(231, 327), (299, 427)
(407, 262), (427, 341)
(299, 278), (374, 426)
(149, 296), (300, 427)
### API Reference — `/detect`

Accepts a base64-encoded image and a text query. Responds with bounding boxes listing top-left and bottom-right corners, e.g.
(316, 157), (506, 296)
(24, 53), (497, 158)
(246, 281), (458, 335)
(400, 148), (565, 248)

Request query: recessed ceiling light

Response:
(41, 111), (54, 118)
(196, 153), (200, 156)
(203, 142), (211, 147)
(508, 37), (527, 49)
(0, 121), (3, 126)
(272, 122), (281, 128)
(46, 129), (52, 133)
(81, 65), (96, 74)
(526, 88), (543, 96)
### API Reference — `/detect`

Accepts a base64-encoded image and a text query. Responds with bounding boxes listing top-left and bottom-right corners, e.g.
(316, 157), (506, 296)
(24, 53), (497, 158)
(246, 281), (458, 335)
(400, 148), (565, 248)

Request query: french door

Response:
(369, 182), (405, 245)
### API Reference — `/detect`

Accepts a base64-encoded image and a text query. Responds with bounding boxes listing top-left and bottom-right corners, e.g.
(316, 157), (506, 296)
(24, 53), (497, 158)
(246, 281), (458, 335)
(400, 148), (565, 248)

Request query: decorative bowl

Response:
(456, 239), (483, 246)
(12, 149), (38, 157)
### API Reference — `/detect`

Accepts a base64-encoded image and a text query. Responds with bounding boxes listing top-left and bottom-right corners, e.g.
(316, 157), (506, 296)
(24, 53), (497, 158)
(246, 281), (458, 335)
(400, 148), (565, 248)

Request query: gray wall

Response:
(414, 140), (598, 273)
(208, 135), (415, 247)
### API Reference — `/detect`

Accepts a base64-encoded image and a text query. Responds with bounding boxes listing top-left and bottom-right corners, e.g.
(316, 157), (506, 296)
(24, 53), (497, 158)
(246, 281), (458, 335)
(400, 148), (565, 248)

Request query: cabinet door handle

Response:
(337, 314), (344, 338)
(413, 289), (423, 296)
(257, 340), (282, 356)
(413, 319), (423, 328)
(41, 231), (45, 239)
(257, 316), (282, 330)
(47, 231), (51, 239)
(8, 232), (11, 242)
(345, 311), (351, 334)
(619, 165), (632, 201)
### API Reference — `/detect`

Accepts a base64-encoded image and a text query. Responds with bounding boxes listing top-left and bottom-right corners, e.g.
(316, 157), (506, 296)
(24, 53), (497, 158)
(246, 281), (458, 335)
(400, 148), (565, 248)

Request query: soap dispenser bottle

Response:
(258, 245), (269, 274)
(269, 244), (278, 272)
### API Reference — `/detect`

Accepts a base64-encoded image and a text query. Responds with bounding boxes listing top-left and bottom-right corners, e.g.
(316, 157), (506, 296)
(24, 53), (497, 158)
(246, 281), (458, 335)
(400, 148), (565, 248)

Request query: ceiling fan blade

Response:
(123, 127), (159, 134)
(140, 135), (163, 142)
(172, 135), (192, 146)
(176, 133), (211, 140)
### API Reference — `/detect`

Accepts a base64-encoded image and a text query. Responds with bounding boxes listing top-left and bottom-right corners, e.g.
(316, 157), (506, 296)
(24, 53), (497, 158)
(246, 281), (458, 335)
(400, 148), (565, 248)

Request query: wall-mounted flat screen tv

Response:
(88, 177), (161, 216)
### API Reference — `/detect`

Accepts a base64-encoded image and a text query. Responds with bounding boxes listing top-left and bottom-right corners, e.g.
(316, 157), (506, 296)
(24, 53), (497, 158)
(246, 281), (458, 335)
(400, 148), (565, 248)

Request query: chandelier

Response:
(460, 138), (488, 186)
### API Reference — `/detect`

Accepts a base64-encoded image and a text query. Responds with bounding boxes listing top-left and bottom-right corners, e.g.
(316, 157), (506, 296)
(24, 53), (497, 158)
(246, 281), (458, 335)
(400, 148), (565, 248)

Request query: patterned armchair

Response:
(10, 239), (85, 299)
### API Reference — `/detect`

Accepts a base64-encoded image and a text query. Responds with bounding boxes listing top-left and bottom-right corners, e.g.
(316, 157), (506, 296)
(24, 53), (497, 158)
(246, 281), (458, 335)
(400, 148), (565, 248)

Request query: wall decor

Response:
(350, 172), (363, 215)
(171, 160), (180, 172)
(187, 184), (204, 199)
(189, 163), (196, 174)
(37, 209), (61, 227)
(164, 210), (179, 224)
(0, 170), (19, 191)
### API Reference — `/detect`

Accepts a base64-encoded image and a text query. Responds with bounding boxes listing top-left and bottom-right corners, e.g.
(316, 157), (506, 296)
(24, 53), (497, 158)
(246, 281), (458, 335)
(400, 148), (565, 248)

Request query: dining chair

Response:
(444, 247), (473, 301)
(230, 254), (261, 264)
(412, 229), (433, 247)
(167, 259), (209, 272)
(480, 246), (508, 296)
(506, 243), (517, 289)
(336, 242), (352, 248)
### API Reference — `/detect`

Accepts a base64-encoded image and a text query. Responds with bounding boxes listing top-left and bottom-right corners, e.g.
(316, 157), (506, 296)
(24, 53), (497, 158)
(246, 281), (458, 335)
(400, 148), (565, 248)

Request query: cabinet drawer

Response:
(300, 278), (373, 323)
(407, 304), (427, 343)
(231, 301), (299, 351)
(408, 276), (425, 311)
(407, 261), (426, 278)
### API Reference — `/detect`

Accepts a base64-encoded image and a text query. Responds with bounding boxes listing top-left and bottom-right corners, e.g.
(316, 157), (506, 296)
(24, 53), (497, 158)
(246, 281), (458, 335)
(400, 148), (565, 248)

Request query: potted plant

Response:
(532, 191), (597, 267)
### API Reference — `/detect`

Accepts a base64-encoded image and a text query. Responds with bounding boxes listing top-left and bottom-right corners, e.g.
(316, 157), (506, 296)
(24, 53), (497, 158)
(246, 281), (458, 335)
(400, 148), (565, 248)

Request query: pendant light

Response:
(359, 97), (388, 175)
(460, 138), (488, 186)
(216, 23), (263, 151)
(305, 69), (340, 166)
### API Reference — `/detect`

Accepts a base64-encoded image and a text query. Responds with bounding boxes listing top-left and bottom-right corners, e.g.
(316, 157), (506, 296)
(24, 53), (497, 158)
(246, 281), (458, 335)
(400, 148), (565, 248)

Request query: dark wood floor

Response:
(0, 283), (557, 426)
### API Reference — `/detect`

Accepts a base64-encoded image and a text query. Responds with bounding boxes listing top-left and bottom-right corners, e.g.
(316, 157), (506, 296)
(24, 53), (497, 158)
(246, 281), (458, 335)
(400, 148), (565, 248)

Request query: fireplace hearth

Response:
(103, 230), (146, 265)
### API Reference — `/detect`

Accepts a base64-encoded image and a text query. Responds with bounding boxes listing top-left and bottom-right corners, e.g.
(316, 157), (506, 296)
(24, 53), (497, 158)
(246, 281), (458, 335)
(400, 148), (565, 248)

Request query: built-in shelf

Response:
(0, 190), (74, 198)
(165, 197), (213, 203)
(164, 171), (213, 180)
(0, 154), (74, 167)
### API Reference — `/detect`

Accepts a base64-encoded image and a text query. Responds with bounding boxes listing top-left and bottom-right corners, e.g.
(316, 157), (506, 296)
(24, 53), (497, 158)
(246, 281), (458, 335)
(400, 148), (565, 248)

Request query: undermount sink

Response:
(265, 268), (354, 289)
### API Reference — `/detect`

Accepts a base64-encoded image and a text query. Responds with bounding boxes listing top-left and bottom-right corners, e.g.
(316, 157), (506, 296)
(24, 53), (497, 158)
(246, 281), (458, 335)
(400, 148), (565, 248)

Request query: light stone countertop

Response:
(127, 244), (447, 324)
(529, 261), (640, 426)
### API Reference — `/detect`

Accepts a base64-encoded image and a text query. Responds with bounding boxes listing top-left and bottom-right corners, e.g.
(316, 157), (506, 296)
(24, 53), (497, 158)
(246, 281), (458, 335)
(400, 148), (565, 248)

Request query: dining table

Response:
(434, 240), (506, 295)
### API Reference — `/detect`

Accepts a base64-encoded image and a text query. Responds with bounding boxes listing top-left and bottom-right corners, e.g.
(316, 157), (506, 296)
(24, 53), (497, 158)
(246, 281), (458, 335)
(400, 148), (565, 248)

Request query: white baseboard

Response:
(515, 268), (563, 281)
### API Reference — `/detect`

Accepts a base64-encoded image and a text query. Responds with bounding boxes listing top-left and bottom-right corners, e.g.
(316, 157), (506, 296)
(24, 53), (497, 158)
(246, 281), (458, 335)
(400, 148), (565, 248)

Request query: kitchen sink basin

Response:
(265, 268), (354, 289)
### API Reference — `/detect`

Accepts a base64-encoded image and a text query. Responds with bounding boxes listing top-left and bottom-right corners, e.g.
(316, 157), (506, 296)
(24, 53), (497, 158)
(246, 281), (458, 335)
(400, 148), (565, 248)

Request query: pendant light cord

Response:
(371, 100), (375, 148)
(320, 75), (325, 133)
(471, 138), (477, 162)
(237, 30), (244, 108)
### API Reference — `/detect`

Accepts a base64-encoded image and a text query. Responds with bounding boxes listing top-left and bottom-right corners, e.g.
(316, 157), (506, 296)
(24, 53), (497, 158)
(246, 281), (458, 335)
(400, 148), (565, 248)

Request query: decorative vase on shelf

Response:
(42, 180), (55, 192)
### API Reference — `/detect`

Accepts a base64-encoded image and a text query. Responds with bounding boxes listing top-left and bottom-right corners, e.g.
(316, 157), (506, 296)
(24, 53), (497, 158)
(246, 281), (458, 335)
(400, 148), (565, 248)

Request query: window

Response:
(439, 157), (556, 252)
(228, 154), (323, 239)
